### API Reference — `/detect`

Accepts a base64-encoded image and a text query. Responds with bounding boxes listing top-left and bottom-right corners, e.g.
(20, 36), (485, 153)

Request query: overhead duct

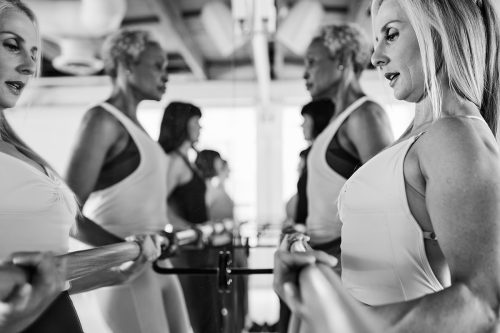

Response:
(276, 0), (324, 56)
(25, 0), (127, 76)
(200, 1), (246, 58)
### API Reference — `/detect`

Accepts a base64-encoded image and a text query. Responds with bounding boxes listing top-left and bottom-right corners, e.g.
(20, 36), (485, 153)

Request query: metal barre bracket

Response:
(152, 250), (273, 292)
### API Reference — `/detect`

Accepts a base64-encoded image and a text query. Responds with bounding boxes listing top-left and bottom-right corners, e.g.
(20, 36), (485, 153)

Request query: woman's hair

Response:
(195, 149), (221, 179)
(301, 99), (335, 138)
(313, 24), (372, 76)
(101, 29), (161, 79)
(0, 0), (49, 169)
(373, 0), (500, 135)
(158, 101), (202, 153)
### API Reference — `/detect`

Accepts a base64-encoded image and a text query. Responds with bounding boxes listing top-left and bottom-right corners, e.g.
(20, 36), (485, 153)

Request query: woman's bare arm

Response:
(373, 119), (500, 332)
(65, 107), (126, 245)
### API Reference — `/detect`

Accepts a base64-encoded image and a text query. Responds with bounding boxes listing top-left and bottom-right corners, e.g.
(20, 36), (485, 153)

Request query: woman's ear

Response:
(118, 61), (134, 78)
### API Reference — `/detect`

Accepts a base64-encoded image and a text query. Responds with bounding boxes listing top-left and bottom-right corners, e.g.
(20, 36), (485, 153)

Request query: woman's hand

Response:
(0, 252), (67, 333)
(115, 233), (164, 283)
(273, 235), (338, 316)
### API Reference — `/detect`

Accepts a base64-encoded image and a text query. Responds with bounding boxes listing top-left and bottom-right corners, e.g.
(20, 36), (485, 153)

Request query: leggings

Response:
(22, 291), (83, 333)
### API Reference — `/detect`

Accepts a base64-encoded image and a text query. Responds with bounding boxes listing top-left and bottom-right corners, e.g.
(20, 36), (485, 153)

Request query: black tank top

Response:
(295, 147), (310, 225)
(95, 128), (140, 191)
(325, 132), (361, 179)
(168, 152), (208, 224)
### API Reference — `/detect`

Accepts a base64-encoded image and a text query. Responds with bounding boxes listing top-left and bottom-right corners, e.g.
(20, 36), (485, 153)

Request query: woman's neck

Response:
(177, 141), (191, 155)
(107, 84), (141, 120)
(315, 79), (364, 116)
(411, 87), (480, 132)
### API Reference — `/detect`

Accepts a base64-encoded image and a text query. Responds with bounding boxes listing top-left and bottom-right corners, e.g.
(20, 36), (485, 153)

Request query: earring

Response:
(338, 64), (345, 71)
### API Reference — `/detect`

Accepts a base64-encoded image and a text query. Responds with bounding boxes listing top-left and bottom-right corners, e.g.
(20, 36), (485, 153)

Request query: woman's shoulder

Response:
(416, 116), (499, 174)
(80, 105), (127, 140)
(348, 99), (389, 126)
(167, 153), (192, 176)
(424, 116), (495, 149)
(83, 105), (121, 127)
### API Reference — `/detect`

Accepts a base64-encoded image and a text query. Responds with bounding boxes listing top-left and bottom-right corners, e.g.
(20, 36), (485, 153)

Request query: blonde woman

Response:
(0, 1), (157, 332)
(275, 0), (500, 332)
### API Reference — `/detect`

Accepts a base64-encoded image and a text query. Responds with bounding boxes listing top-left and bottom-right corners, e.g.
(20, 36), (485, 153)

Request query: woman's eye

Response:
(385, 28), (399, 42)
(4, 41), (19, 51)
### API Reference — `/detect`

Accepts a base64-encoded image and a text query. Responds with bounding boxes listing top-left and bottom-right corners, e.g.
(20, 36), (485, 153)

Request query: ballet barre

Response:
(285, 233), (383, 333)
(0, 221), (234, 300)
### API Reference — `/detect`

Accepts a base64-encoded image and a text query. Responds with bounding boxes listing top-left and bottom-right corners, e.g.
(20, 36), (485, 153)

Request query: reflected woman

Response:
(303, 24), (394, 262)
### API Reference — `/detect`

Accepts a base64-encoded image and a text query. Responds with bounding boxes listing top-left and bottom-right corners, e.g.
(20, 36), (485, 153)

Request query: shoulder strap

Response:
(333, 96), (371, 125)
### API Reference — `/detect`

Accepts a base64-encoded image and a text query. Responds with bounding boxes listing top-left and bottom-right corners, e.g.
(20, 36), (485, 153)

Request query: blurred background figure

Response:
(159, 102), (223, 333)
(283, 99), (335, 230)
(195, 149), (235, 221)
(159, 102), (207, 228)
(195, 149), (248, 332)
(279, 98), (334, 333)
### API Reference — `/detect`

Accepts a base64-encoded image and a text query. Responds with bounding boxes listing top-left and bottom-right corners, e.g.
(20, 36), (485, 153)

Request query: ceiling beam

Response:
(146, 0), (208, 80)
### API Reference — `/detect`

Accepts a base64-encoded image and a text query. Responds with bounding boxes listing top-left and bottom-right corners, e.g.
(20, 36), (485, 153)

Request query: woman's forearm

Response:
(68, 268), (125, 294)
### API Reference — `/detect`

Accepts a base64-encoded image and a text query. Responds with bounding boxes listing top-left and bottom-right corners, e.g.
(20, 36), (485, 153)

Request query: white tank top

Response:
(83, 103), (169, 238)
(306, 96), (371, 244)
(0, 152), (77, 258)
(338, 135), (446, 306)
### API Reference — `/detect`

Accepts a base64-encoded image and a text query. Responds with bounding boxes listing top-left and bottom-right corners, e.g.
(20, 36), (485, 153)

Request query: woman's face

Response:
(303, 40), (343, 99)
(371, 0), (425, 103)
(218, 160), (230, 179)
(187, 116), (201, 143)
(301, 114), (314, 141)
(129, 43), (168, 102)
(0, 9), (37, 110)
(213, 157), (224, 175)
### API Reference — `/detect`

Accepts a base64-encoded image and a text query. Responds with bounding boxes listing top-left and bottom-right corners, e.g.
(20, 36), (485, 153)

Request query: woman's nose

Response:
(371, 42), (389, 69)
(18, 51), (36, 76)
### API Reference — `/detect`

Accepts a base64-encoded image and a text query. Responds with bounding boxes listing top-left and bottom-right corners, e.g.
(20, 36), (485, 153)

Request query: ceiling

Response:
(24, 0), (373, 80)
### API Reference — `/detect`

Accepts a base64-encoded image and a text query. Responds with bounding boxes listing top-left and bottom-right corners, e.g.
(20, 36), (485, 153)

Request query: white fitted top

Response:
(338, 135), (446, 306)
(83, 103), (169, 237)
(0, 151), (77, 258)
(306, 96), (372, 244)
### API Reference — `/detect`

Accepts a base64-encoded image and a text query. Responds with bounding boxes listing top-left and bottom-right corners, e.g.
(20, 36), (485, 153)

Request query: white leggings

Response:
(76, 261), (192, 333)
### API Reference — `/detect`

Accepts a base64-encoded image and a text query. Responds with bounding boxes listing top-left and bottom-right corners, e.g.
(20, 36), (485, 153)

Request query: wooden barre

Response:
(65, 220), (234, 280)
(64, 241), (141, 281)
(0, 220), (235, 300)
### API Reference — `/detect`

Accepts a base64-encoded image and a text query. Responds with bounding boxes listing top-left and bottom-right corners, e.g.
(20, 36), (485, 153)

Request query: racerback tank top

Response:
(83, 103), (169, 237)
(338, 135), (446, 306)
(306, 96), (373, 245)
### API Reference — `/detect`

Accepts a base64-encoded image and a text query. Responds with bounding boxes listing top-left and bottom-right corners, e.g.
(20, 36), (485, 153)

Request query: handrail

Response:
(0, 220), (234, 298)
(285, 233), (384, 333)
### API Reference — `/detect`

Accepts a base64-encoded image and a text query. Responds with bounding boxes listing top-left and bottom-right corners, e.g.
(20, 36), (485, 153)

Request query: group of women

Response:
(1, 0), (500, 332)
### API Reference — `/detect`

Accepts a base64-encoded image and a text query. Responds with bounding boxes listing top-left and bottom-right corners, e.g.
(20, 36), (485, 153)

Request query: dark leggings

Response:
(22, 291), (83, 333)
(171, 247), (222, 333)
